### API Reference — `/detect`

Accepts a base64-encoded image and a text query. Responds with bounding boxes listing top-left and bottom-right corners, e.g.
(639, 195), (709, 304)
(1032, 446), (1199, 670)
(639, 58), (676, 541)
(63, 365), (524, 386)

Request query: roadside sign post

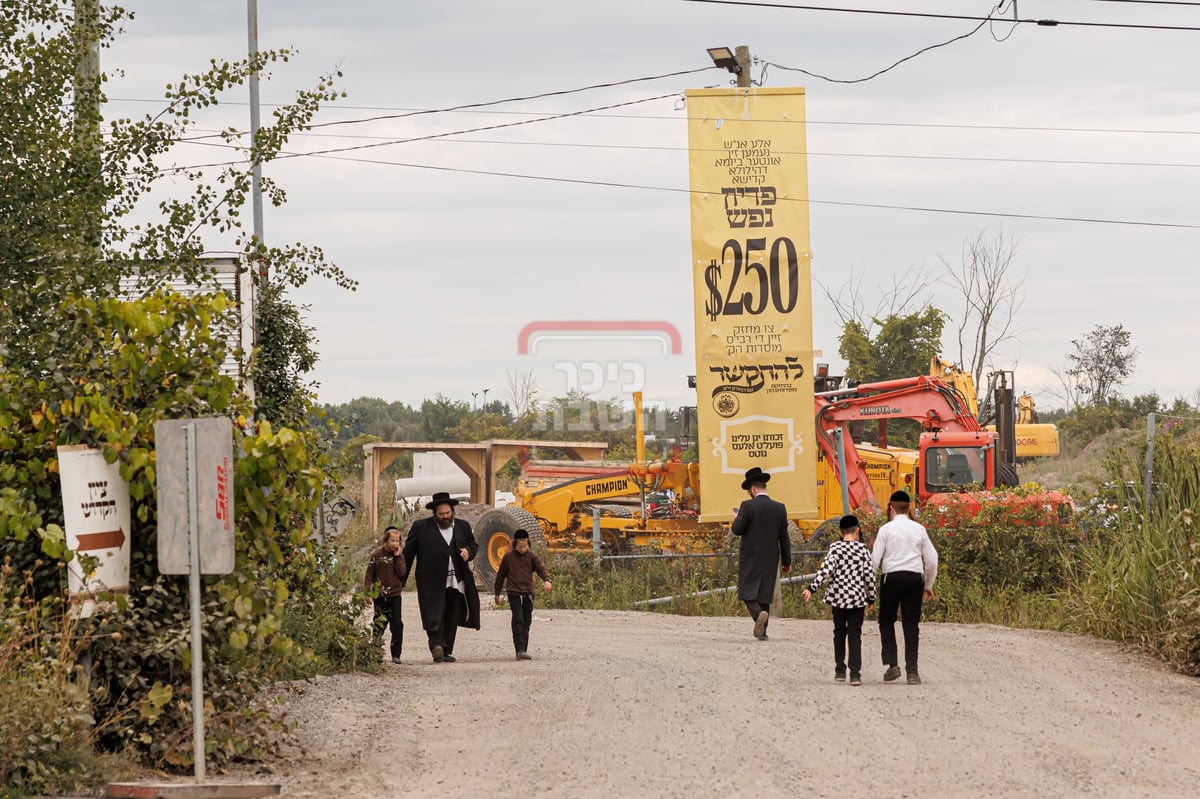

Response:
(56, 445), (132, 614)
(153, 417), (235, 785)
(186, 422), (207, 782)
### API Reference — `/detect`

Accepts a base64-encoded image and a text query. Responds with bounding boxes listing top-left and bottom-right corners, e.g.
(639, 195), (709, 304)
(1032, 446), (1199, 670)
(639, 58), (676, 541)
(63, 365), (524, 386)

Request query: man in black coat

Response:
(731, 467), (791, 640)
(402, 492), (481, 663)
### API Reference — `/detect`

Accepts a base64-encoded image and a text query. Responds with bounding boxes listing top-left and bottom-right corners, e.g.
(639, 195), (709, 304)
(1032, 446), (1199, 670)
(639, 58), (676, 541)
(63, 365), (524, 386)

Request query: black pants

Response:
(744, 600), (769, 633)
(878, 571), (924, 673)
(831, 606), (865, 677)
(507, 593), (533, 653)
(372, 595), (403, 658)
(427, 588), (463, 655)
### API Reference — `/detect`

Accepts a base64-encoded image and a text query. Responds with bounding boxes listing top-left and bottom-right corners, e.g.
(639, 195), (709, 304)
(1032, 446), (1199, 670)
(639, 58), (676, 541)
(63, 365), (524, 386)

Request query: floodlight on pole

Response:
(707, 46), (740, 74)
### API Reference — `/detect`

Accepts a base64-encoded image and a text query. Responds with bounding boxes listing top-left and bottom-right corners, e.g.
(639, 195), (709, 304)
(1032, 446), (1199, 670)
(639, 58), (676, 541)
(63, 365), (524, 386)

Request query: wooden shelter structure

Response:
(362, 439), (608, 531)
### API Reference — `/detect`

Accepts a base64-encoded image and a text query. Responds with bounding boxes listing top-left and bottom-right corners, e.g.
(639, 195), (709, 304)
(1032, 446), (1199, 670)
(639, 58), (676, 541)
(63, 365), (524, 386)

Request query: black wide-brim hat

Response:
(741, 466), (772, 490)
(425, 491), (460, 510)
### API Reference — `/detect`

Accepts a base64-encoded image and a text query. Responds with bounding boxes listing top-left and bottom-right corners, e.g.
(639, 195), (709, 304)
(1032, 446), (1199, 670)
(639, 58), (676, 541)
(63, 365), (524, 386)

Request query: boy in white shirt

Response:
(871, 491), (938, 685)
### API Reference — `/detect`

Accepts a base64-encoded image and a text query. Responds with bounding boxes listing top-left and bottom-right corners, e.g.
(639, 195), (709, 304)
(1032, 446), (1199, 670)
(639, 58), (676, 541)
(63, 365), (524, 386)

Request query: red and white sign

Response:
(57, 445), (132, 599)
(154, 417), (236, 575)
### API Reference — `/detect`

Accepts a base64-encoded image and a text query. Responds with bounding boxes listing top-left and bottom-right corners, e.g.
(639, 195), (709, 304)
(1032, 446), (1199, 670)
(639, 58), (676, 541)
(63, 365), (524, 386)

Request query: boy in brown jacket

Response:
(494, 529), (551, 660)
(364, 526), (408, 664)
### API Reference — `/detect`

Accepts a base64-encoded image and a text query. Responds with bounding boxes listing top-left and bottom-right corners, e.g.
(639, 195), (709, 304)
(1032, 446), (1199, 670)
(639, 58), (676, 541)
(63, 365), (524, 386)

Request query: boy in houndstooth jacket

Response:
(803, 515), (876, 685)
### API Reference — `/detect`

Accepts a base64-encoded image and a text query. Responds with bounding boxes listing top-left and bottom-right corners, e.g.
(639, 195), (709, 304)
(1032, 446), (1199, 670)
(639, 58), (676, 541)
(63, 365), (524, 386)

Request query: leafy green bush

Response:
(923, 495), (1081, 594)
(0, 292), (356, 769)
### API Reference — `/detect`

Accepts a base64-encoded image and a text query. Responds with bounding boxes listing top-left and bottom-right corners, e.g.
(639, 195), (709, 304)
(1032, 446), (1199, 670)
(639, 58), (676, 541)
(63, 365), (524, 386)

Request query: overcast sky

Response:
(102, 1), (1200, 415)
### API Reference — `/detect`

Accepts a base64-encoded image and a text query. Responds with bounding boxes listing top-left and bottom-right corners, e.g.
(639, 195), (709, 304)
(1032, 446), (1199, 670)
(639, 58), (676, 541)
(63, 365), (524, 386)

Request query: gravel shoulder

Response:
(232, 601), (1200, 799)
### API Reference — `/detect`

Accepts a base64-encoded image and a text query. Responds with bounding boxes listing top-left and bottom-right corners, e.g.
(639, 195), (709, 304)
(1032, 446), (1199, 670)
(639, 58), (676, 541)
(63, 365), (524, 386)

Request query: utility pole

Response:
(73, 0), (102, 251)
(247, 0), (266, 272)
(243, 0), (263, 404)
(735, 45), (752, 89)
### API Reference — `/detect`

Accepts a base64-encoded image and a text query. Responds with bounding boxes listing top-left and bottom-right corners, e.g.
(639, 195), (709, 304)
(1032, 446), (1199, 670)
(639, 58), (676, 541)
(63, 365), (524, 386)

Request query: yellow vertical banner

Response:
(686, 87), (817, 522)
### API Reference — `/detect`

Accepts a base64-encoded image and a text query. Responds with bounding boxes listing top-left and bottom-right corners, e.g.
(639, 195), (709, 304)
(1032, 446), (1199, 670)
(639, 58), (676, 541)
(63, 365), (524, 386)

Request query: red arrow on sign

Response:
(76, 529), (126, 551)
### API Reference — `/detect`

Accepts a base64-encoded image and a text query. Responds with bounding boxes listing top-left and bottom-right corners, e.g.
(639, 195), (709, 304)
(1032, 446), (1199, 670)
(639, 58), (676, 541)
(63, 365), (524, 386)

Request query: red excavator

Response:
(812, 374), (1071, 520)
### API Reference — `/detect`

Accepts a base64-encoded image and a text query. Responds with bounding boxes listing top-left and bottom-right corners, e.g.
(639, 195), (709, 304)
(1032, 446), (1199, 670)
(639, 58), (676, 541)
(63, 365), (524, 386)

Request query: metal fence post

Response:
(593, 507), (601, 561)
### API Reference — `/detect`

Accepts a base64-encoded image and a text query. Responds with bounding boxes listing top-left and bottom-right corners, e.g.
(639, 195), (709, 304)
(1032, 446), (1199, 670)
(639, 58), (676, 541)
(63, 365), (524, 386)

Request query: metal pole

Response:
(832, 427), (851, 514)
(592, 508), (601, 559)
(185, 424), (206, 782)
(247, 0), (265, 272)
(73, 0), (102, 250)
(1143, 412), (1156, 508)
(634, 572), (817, 608)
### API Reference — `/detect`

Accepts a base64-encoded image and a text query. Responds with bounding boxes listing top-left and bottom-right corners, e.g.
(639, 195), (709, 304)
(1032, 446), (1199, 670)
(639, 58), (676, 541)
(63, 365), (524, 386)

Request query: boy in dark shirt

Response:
(494, 528), (552, 660)
(364, 526), (408, 664)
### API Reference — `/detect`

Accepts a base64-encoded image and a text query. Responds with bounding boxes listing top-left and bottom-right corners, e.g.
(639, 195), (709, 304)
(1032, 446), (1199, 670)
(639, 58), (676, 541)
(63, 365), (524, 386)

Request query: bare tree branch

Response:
(940, 227), (1026, 398)
(817, 264), (936, 337)
(505, 368), (539, 418)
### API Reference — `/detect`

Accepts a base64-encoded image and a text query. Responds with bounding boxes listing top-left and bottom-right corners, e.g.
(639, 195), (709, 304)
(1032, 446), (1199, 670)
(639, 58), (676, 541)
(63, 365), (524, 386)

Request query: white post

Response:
(186, 423), (207, 782)
(1143, 413), (1156, 508)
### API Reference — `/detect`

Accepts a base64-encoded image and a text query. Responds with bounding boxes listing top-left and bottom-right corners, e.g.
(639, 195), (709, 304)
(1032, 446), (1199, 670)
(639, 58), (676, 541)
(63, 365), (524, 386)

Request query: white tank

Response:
(394, 474), (470, 504)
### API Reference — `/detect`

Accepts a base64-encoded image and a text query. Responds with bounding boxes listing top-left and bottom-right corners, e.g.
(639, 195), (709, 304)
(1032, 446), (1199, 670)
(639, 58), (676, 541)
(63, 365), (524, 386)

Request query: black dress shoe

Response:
(441, 653), (456, 663)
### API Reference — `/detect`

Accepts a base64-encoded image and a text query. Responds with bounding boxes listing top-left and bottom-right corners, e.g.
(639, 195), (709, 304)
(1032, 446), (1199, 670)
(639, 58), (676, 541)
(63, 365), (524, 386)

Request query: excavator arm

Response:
(813, 376), (987, 514)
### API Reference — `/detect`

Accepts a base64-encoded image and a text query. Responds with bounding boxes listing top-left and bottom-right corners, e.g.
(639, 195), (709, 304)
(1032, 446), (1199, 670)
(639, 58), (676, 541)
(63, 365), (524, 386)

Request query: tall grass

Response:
(0, 558), (134, 797)
(1061, 441), (1200, 675)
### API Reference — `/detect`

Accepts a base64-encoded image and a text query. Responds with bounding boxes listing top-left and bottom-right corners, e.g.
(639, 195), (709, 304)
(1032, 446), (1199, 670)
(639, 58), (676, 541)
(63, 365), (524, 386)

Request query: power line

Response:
(149, 106), (1200, 140)
(682, 0), (1200, 30)
(305, 67), (714, 130)
(762, 6), (995, 83)
(1087, 1), (1200, 6)
(165, 91), (686, 169)
(263, 150), (1200, 230)
(170, 132), (1200, 171)
(107, 66), (713, 137)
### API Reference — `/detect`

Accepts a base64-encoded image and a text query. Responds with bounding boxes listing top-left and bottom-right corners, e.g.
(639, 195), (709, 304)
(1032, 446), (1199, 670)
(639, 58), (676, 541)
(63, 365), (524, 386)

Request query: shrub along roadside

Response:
(0, 292), (370, 793)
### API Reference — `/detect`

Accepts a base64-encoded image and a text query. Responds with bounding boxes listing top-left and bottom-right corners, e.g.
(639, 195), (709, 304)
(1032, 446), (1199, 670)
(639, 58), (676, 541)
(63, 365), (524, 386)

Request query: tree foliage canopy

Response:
(838, 307), (947, 384)
(1064, 324), (1139, 408)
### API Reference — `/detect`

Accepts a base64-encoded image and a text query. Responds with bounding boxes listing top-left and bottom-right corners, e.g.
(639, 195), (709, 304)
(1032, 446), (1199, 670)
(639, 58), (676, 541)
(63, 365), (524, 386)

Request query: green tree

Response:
(0, 2), (355, 405)
(838, 307), (946, 384)
(1062, 324), (1139, 407)
(421, 395), (471, 441)
(252, 283), (318, 428)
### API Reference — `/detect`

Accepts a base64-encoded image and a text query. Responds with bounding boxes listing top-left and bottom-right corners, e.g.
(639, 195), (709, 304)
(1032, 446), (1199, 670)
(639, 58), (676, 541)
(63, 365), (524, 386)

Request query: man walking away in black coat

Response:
(403, 491), (481, 663)
(731, 467), (792, 640)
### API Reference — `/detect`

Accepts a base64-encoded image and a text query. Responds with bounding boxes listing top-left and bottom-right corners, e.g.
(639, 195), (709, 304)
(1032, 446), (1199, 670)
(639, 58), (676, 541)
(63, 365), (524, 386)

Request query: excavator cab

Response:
(919, 431), (996, 498)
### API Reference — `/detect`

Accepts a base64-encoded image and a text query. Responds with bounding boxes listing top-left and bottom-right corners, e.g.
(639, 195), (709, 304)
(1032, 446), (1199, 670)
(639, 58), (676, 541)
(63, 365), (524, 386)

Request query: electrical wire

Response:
(227, 149), (1200, 230)
(682, 0), (1200, 31)
(1086, 1), (1200, 6)
(763, 15), (991, 83)
(109, 96), (1200, 138)
(164, 91), (686, 169)
(304, 67), (715, 130)
(169, 132), (1200, 171)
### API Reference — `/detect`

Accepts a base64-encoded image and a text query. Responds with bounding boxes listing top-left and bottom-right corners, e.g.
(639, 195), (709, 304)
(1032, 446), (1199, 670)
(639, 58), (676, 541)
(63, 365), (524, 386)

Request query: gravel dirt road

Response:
(232, 601), (1200, 798)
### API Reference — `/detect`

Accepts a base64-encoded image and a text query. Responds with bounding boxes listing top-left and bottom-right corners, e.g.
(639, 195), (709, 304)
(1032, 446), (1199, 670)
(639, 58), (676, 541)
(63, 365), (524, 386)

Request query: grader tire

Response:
(805, 518), (842, 554)
(473, 507), (544, 592)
